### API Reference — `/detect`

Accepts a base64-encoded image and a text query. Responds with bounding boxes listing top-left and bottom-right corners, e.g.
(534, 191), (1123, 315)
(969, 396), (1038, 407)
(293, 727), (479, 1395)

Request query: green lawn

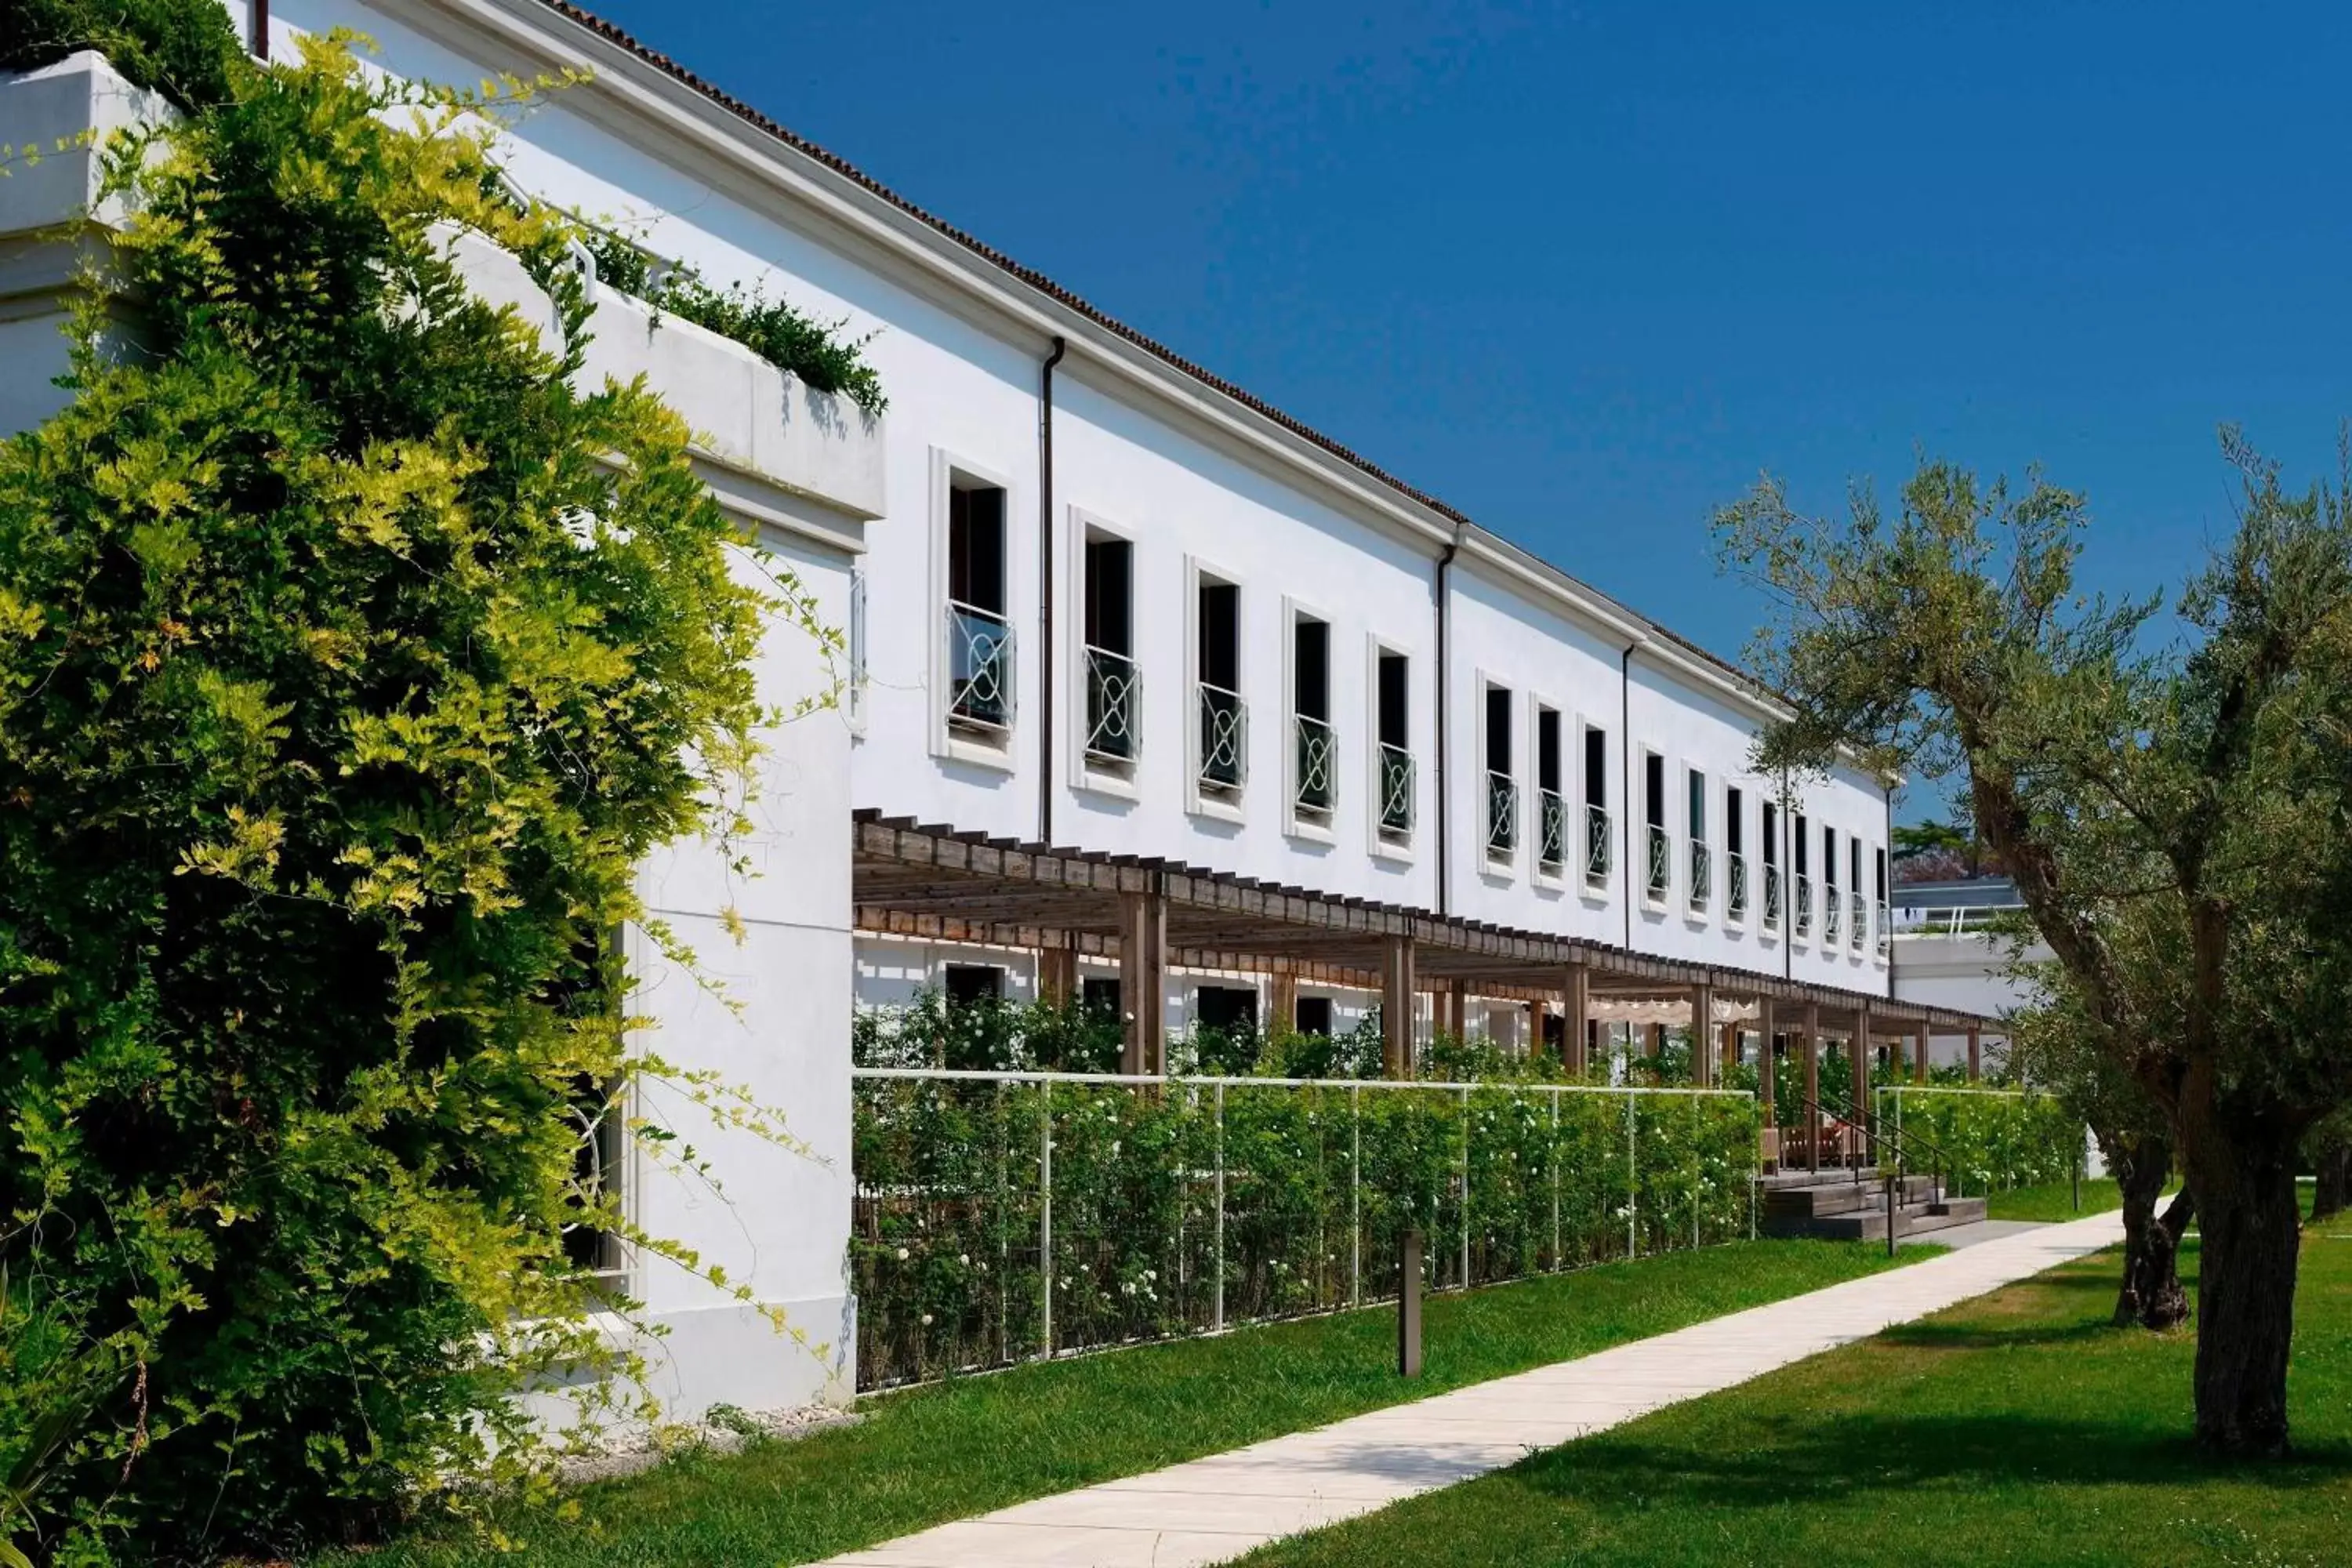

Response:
(332, 1240), (1909, 1567)
(1984, 1176), (2125, 1221)
(1234, 1217), (2352, 1566)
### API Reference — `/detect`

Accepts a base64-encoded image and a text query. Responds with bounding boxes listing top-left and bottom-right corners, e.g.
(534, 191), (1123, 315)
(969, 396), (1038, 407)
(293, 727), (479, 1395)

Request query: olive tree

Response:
(1715, 439), (2352, 1453)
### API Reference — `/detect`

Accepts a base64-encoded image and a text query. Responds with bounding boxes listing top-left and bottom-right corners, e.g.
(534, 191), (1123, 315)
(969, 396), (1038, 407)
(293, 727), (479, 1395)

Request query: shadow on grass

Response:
(1499, 1414), (2352, 1510)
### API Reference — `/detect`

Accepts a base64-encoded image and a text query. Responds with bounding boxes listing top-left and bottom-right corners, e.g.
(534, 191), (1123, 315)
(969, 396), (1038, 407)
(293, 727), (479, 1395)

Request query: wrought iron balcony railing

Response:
(1197, 681), (1247, 793)
(1762, 861), (1782, 929)
(1537, 788), (1568, 871)
(946, 601), (1014, 734)
(1585, 803), (1612, 886)
(1794, 873), (1813, 938)
(1824, 887), (1842, 946)
(1294, 712), (1336, 817)
(1377, 742), (1414, 839)
(1849, 891), (1868, 953)
(1486, 771), (1519, 857)
(1875, 898), (1892, 958)
(1727, 851), (1748, 921)
(1083, 644), (1139, 764)
(1645, 822), (1670, 901)
(1688, 839), (1711, 913)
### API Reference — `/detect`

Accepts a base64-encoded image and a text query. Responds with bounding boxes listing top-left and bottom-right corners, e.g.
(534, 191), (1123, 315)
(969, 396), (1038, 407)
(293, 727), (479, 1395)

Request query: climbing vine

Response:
(0, 32), (829, 1564)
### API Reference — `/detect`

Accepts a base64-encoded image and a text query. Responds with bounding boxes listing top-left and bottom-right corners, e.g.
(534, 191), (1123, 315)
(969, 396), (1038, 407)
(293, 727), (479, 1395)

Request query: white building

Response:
(1, 0), (1991, 1418)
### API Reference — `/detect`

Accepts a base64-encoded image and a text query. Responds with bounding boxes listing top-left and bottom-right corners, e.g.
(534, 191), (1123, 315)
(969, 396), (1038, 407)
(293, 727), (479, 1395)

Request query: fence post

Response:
(1398, 1226), (1423, 1378)
(1626, 1091), (1638, 1260)
(1039, 1077), (1053, 1359)
(1459, 1085), (1472, 1290)
(1691, 1092), (1701, 1251)
(1549, 1090), (1562, 1271)
(1349, 1084), (1361, 1308)
(1213, 1080), (1226, 1334)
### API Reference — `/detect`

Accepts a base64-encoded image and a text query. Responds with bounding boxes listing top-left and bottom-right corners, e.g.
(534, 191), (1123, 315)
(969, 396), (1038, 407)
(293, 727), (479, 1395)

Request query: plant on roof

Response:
(581, 227), (888, 418)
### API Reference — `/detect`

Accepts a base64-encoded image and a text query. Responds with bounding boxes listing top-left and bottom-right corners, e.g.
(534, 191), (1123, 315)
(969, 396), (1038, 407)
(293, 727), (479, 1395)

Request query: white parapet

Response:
(438, 225), (887, 524)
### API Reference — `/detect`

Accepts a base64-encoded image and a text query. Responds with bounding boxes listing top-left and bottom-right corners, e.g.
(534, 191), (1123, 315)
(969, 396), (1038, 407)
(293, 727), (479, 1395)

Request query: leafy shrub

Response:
(580, 230), (888, 417)
(851, 1073), (1759, 1388)
(0, 0), (243, 108)
(0, 38), (811, 1564)
(1875, 1088), (2081, 1192)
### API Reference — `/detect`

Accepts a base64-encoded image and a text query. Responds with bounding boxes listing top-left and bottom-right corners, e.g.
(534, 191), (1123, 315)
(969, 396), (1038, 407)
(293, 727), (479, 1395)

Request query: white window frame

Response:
(928, 448), (1020, 771)
(1365, 633), (1417, 864)
(1639, 746), (1671, 911)
(1476, 670), (1518, 880)
(1683, 762), (1711, 925)
(844, 561), (869, 738)
(1529, 691), (1569, 892)
(1185, 554), (1247, 824)
(1282, 594), (1338, 845)
(1575, 713), (1613, 905)
(1068, 506), (1142, 802)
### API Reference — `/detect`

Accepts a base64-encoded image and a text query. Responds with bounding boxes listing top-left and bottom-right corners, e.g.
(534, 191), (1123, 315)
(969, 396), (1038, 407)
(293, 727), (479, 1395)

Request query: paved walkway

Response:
(816, 1211), (2126, 1568)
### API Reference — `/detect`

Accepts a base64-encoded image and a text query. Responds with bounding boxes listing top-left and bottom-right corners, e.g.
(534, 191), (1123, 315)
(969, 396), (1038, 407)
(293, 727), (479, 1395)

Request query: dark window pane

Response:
(1294, 995), (1334, 1037)
(1584, 727), (1606, 805)
(948, 485), (1005, 613)
(1537, 710), (1561, 791)
(1084, 537), (1131, 653)
(1294, 618), (1330, 720)
(1378, 652), (1409, 745)
(1198, 581), (1240, 688)
(1484, 686), (1512, 772)
(945, 964), (1005, 1007)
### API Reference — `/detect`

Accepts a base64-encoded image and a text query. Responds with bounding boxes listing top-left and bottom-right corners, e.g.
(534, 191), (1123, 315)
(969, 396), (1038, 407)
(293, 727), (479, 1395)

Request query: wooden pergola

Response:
(852, 811), (1996, 1123)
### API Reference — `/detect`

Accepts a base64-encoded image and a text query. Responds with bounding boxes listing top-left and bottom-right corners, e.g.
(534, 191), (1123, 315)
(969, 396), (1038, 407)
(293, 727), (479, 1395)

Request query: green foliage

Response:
(851, 1074), (1759, 1389)
(0, 38), (820, 1563)
(579, 230), (887, 417)
(0, 0), (243, 109)
(1874, 1089), (2080, 1193)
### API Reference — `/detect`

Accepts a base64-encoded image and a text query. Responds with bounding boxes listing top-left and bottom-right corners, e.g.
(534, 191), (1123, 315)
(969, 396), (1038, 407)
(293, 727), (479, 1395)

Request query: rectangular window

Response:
(1727, 786), (1744, 853)
(1642, 751), (1668, 899)
(1686, 768), (1711, 912)
(1196, 574), (1244, 797)
(1584, 726), (1607, 809)
(1686, 769), (1707, 840)
(1293, 612), (1334, 820)
(1824, 826), (1838, 890)
(1483, 684), (1516, 858)
(1795, 813), (1810, 873)
(1295, 995), (1334, 1037)
(1582, 725), (1610, 885)
(1536, 706), (1565, 870)
(1375, 648), (1413, 840)
(944, 963), (1006, 1007)
(1196, 985), (1258, 1034)
(1851, 837), (1864, 894)
(1761, 799), (1777, 864)
(1645, 753), (1665, 828)
(1080, 975), (1121, 1018)
(1875, 846), (1889, 902)
(946, 479), (1012, 736)
(1082, 532), (1137, 767)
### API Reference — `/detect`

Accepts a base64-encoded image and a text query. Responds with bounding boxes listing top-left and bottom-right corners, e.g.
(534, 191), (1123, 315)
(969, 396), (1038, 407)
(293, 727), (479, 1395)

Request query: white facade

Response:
(9, 0), (1900, 1414)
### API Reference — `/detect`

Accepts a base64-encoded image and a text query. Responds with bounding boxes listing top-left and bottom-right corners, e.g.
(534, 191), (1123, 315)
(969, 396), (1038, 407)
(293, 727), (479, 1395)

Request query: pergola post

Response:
(1270, 970), (1298, 1038)
(1852, 1003), (1873, 1135)
(1119, 887), (1166, 1076)
(1690, 982), (1715, 1087)
(1038, 938), (1077, 1008)
(1756, 994), (1778, 1157)
(1801, 1002), (1821, 1174)
(1647, 1022), (1665, 1060)
(1381, 935), (1416, 1079)
(1562, 960), (1590, 1078)
(1913, 1019), (1930, 1083)
(1721, 1019), (1740, 1078)
(1444, 982), (1469, 1044)
(1967, 1025), (1982, 1082)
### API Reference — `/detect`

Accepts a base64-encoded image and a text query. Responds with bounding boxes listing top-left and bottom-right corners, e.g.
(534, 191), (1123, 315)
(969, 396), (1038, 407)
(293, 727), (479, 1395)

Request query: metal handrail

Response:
(1688, 839), (1711, 911)
(947, 600), (1014, 731)
(1538, 787), (1568, 869)
(1645, 822), (1670, 899)
(1197, 681), (1247, 791)
(1377, 742), (1414, 836)
(1083, 644), (1140, 763)
(1727, 851), (1748, 920)
(1294, 712), (1336, 815)
(1486, 770), (1518, 855)
(1584, 803), (1613, 884)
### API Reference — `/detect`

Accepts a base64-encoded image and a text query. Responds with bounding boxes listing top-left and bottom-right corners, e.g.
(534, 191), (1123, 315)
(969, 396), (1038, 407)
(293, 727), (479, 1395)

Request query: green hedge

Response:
(850, 1077), (1760, 1389)
(1874, 1088), (2082, 1193)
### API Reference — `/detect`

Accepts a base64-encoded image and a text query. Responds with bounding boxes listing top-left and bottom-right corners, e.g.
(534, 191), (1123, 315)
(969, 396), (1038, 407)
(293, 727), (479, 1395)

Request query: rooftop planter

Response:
(0, 53), (885, 524)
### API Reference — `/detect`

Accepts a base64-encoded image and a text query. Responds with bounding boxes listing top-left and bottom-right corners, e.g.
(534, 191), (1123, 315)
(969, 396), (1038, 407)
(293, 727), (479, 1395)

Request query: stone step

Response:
(1763, 1194), (1989, 1242)
(1761, 1175), (1939, 1218)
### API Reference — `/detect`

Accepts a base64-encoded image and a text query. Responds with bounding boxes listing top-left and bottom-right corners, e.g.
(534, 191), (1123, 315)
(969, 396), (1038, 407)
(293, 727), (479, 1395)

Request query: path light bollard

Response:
(1398, 1225), (1424, 1378)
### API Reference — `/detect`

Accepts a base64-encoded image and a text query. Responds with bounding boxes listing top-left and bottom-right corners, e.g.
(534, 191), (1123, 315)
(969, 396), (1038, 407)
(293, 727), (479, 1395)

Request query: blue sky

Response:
(579, 0), (2351, 816)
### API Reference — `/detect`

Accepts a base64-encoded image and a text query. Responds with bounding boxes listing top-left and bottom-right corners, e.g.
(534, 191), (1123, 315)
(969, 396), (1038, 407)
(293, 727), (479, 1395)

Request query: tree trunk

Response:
(2109, 1132), (2190, 1330)
(2182, 1122), (2303, 1455)
(2312, 1136), (2350, 1224)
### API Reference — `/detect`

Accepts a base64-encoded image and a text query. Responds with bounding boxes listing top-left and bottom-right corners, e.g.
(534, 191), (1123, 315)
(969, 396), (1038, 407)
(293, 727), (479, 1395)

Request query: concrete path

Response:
(814, 1210), (2126, 1568)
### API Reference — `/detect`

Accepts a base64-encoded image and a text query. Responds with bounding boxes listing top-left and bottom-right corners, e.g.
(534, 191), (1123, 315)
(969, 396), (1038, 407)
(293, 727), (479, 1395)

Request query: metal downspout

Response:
(1036, 336), (1067, 848)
